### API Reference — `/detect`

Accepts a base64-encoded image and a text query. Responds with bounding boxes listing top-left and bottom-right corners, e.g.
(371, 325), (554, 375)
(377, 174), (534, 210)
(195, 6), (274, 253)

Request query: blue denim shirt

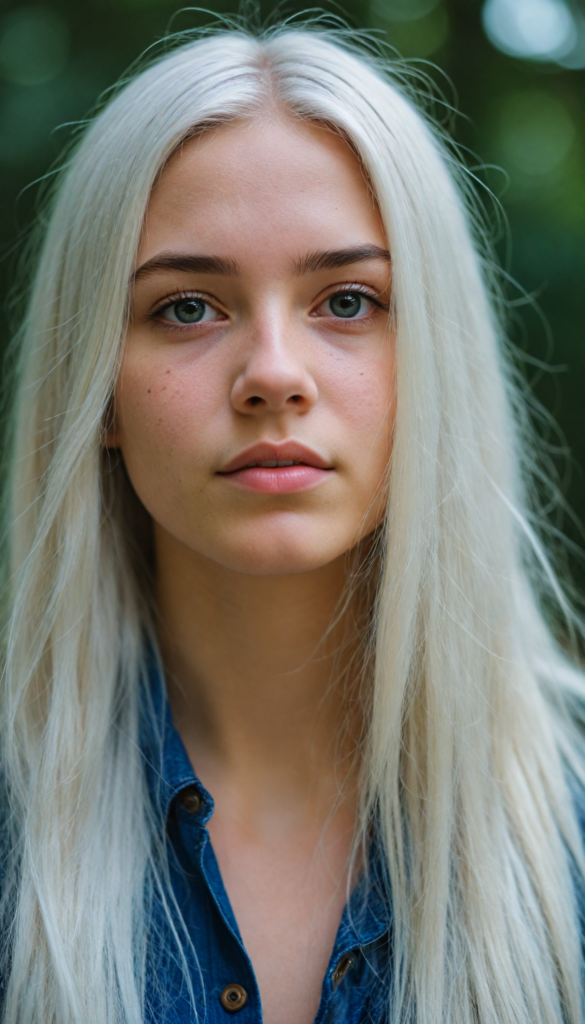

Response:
(141, 670), (392, 1023)
(2, 669), (583, 1021)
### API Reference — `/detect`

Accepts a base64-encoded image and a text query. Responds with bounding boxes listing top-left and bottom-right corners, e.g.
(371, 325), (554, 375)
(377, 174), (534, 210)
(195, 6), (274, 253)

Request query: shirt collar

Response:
(140, 653), (390, 948)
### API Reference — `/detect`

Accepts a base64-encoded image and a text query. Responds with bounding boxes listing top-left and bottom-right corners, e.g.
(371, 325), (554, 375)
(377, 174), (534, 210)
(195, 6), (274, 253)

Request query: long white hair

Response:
(2, 23), (585, 1024)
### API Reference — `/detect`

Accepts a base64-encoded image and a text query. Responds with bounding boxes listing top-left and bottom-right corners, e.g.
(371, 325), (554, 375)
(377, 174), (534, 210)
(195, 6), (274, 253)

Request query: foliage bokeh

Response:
(1, 0), (584, 590)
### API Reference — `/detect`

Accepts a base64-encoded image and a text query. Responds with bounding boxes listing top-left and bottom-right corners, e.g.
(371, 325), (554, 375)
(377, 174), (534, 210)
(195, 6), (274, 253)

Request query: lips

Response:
(217, 441), (333, 495)
(218, 441), (332, 475)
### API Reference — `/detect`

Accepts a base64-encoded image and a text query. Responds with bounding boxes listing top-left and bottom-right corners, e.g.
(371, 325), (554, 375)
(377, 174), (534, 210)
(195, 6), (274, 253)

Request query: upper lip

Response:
(218, 441), (333, 474)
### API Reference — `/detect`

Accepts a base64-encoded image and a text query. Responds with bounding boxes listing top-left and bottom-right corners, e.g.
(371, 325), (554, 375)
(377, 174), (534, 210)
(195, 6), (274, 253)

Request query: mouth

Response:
(218, 442), (333, 495)
(241, 459), (307, 468)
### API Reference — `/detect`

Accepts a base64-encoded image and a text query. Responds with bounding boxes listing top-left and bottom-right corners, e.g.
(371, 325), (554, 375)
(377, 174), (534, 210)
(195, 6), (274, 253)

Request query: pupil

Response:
(331, 293), (361, 318)
(175, 299), (204, 323)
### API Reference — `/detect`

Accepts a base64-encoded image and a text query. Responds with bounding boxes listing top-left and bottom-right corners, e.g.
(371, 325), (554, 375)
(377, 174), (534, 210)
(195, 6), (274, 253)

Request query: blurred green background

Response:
(0, 0), (584, 588)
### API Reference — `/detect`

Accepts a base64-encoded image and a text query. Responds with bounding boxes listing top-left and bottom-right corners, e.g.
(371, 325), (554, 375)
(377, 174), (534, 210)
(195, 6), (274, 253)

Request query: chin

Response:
(207, 521), (348, 576)
(215, 545), (343, 577)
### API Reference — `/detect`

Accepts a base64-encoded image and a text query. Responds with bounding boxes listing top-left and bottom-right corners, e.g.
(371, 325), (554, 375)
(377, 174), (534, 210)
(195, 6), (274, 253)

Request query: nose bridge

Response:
(249, 297), (303, 372)
(231, 299), (317, 414)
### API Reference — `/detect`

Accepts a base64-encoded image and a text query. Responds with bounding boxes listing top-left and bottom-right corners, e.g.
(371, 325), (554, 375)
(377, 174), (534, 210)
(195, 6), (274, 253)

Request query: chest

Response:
(208, 819), (352, 1024)
(156, 794), (390, 1024)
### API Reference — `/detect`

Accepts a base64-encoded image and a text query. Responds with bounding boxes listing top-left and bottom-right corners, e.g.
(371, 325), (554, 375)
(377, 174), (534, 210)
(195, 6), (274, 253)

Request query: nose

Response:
(230, 316), (318, 416)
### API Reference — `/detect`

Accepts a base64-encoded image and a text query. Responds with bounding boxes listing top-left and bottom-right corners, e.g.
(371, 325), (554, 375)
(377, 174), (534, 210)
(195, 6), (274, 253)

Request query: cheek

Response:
(113, 352), (225, 480)
(117, 354), (206, 439)
(330, 339), (395, 534)
(322, 340), (395, 469)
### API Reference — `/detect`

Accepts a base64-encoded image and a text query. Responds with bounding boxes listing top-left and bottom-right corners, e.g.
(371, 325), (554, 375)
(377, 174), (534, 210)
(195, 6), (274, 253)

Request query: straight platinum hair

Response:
(2, 24), (585, 1024)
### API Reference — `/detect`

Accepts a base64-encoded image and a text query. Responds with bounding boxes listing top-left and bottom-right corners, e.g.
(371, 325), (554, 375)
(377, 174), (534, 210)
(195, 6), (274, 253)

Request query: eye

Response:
(315, 289), (384, 321)
(328, 292), (367, 318)
(157, 296), (221, 325)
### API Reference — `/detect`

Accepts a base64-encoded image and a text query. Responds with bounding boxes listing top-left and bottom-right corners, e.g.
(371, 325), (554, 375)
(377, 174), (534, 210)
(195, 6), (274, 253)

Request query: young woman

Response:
(1, 23), (585, 1024)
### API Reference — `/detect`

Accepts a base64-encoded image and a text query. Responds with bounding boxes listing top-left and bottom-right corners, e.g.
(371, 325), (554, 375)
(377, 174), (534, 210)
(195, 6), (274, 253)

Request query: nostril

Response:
(289, 395), (302, 403)
(248, 396), (263, 407)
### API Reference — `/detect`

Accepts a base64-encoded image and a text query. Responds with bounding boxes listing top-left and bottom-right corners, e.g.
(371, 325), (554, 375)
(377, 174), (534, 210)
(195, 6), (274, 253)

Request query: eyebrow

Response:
(294, 245), (391, 275)
(132, 243), (391, 284)
(133, 252), (241, 282)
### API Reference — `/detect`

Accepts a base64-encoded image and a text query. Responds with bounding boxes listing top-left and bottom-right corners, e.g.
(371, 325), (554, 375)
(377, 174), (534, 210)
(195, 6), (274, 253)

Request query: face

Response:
(110, 117), (395, 575)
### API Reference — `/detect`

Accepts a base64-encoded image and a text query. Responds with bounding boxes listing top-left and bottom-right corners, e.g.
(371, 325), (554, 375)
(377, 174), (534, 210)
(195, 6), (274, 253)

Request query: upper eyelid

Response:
(317, 280), (384, 296)
(313, 282), (388, 306)
(150, 290), (220, 317)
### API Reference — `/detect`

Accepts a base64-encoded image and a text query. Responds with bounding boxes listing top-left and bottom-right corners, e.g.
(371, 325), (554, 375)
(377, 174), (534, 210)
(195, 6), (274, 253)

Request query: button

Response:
(332, 954), (354, 986)
(180, 786), (202, 815)
(220, 984), (248, 1012)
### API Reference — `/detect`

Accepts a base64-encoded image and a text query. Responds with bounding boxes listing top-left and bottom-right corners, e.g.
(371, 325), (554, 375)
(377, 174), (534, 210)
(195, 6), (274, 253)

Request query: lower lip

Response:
(219, 465), (332, 494)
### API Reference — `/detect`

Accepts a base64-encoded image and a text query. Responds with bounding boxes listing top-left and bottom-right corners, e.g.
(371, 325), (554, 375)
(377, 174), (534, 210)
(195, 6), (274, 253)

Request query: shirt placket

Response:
(173, 784), (262, 1024)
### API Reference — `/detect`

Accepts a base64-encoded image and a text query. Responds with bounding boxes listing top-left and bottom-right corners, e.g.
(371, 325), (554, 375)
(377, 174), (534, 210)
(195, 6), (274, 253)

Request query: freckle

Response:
(166, 369), (171, 375)
(147, 389), (151, 393)
(162, 386), (167, 391)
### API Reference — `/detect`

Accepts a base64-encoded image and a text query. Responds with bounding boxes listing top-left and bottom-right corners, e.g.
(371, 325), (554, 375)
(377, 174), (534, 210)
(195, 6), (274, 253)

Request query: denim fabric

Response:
(3, 664), (583, 1022)
(140, 668), (392, 1024)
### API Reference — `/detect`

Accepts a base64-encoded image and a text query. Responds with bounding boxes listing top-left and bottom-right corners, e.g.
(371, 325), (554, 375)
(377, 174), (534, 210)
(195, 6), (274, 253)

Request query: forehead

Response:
(139, 117), (385, 261)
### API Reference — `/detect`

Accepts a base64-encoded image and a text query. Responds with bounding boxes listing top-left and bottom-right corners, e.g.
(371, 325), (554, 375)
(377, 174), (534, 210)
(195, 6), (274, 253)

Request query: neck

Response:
(154, 525), (363, 812)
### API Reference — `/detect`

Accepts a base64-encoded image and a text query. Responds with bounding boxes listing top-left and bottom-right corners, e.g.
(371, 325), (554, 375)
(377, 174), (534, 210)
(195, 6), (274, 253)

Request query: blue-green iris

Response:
(174, 298), (206, 323)
(330, 293), (362, 318)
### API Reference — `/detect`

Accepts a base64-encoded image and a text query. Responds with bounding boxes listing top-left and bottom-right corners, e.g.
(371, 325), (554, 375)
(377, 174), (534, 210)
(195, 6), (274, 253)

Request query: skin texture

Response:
(110, 116), (395, 1024)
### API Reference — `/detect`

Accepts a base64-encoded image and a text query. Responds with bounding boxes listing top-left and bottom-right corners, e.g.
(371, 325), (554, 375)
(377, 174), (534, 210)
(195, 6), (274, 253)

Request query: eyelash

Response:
(148, 284), (389, 331)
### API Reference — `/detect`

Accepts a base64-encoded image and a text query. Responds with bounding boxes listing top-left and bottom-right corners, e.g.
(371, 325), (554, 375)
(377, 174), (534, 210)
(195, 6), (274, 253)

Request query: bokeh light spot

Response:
(482, 0), (576, 62)
(0, 7), (70, 87)
(558, 10), (585, 68)
(499, 93), (575, 176)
